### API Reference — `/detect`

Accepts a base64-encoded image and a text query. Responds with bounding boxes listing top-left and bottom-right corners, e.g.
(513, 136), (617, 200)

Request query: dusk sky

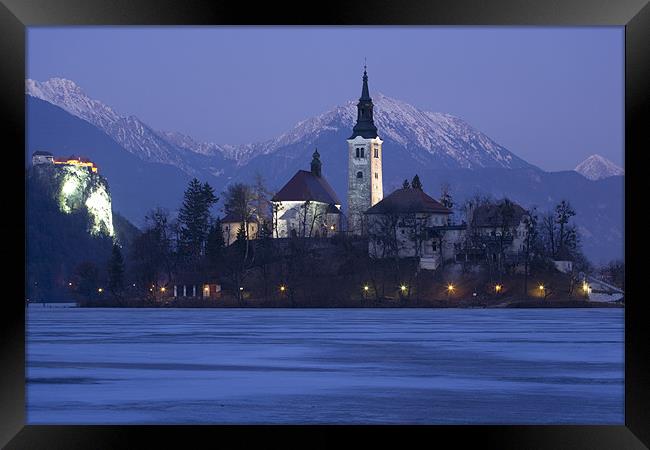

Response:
(27, 27), (623, 171)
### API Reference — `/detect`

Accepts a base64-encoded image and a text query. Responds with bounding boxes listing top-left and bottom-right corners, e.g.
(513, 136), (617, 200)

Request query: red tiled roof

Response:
(365, 188), (451, 215)
(271, 170), (341, 205)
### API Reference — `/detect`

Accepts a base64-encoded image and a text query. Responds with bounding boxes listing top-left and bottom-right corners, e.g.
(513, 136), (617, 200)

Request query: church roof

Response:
(349, 67), (379, 139)
(272, 170), (341, 205)
(33, 151), (53, 156)
(364, 188), (451, 215)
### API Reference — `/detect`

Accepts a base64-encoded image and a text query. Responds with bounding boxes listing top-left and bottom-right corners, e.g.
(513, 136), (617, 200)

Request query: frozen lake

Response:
(26, 306), (624, 424)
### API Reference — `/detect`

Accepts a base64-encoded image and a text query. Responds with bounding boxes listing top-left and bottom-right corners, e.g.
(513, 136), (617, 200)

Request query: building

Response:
(221, 213), (259, 246)
(271, 149), (341, 238)
(32, 150), (54, 165)
(460, 200), (529, 264)
(172, 282), (222, 299)
(347, 66), (383, 235)
(365, 187), (455, 269)
(54, 155), (98, 173)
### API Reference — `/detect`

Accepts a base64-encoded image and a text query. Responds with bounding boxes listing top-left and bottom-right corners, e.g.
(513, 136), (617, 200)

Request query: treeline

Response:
(73, 176), (274, 303)
(67, 174), (623, 305)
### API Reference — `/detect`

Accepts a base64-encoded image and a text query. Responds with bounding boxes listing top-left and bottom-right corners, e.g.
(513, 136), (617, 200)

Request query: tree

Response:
(440, 182), (453, 209)
(178, 179), (218, 258)
(271, 201), (285, 238)
(131, 208), (174, 292)
(205, 218), (226, 266)
(521, 208), (538, 296)
(540, 211), (557, 258)
(411, 175), (423, 190)
(75, 261), (99, 300)
(252, 173), (272, 223)
(403, 213), (428, 258)
(256, 220), (277, 301)
(402, 179), (410, 189)
(495, 198), (517, 274)
(555, 200), (576, 257)
(108, 244), (125, 298)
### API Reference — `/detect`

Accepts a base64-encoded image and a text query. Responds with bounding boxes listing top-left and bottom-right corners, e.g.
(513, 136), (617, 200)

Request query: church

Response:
(270, 149), (342, 238)
(268, 66), (531, 272)
(270, 66), (384, 238)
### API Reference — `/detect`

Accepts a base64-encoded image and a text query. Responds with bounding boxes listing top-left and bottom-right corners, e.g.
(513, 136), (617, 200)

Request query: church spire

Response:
(311, 148), (322, 177)
(349, 64), (378, 139)
(360, 63), (371, 101)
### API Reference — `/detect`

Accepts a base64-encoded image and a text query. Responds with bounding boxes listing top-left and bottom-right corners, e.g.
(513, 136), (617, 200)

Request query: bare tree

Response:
(271, 201), (285, 238)
(402, 213), (428, 258)
(521, 207), (538, 296)
(555, 200), (576, 256)
(252, 173), (272, 223)
(223, 183), (255, 259)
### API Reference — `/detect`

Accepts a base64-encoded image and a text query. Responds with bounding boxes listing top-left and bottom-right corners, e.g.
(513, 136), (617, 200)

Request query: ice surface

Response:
(26, 307), (624, 424)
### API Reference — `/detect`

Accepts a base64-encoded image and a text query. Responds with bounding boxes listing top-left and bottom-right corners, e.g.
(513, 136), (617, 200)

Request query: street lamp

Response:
(539, 284), (545, 298)
(495, 284), (502, 294)
(97, 288), (103, 293)
(446, 283), (455, 300)
(279, 285), (286, 293)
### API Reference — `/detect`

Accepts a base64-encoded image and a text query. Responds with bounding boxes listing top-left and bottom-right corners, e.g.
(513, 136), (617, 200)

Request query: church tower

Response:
(347, 66), (383, 235)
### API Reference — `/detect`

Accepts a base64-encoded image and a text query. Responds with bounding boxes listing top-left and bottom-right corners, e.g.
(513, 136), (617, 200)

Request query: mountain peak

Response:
(575, 154), (623, 180)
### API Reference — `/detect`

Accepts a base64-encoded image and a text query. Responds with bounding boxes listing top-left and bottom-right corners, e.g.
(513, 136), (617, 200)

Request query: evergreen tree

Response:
(108, 244), (125, 297)
(411, 174), (423, 190)
(205, 218), (226, 265)
(177, 178), (218, 257)
(236, 225), (247, 243)
(402, 179), (411, 189)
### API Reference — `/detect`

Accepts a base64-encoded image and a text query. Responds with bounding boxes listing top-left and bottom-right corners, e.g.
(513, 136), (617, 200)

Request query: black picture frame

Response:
(2, 0), (647, 448)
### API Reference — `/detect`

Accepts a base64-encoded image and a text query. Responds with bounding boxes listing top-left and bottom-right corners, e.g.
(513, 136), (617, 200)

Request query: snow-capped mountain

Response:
(170, 93), (533, 170)
(575, 154), (624, 180)
(26, 78), (533, 173)
(26, 92), (624, 264)
(26, 78), (201, 173)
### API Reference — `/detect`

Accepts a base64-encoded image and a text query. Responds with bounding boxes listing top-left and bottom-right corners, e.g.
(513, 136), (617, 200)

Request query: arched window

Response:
(374, 148), (379, 158)
(356, 171), (363, 179)
(374, 172), (378, 179)
(355, 148), (359, 158)
(360, 148), (365, 158)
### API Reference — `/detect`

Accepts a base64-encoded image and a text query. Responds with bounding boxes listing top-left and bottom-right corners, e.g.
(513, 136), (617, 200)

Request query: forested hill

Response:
(26, 167), (140, 301)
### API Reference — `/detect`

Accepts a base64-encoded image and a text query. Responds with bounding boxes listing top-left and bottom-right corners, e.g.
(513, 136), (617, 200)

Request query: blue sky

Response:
(27, 26), (624, 171)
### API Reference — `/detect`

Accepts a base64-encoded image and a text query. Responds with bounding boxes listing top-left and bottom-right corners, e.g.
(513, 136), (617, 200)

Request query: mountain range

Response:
(25, 78), (624, 264)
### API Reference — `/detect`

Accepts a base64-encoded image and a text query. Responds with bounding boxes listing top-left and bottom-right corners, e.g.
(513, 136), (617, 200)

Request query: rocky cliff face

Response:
(31, 163), (115, 238)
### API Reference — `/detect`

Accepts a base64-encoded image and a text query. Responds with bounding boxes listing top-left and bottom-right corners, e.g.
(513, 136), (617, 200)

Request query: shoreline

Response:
(34, 298), (623, 309)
